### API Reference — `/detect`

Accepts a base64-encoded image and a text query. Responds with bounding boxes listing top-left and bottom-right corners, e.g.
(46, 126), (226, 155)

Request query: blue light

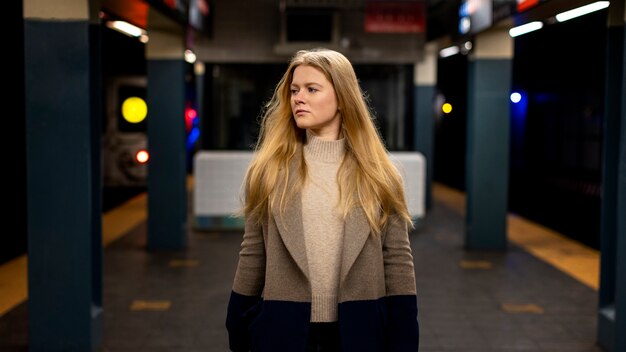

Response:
(459, 1), (469, 16)
(510, 90), (528, 169)
(187, 126), (200, 149)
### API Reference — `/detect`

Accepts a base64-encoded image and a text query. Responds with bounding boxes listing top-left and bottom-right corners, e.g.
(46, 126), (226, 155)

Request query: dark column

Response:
(464, 28), (512, 250)
(616, 41), (626, 350)
(23, 1), (102, 350)
(89, 17), (104, 342)
(146, 10), (188, 250)
(598, 2), (626, 351)
(414, 42), (437, 210)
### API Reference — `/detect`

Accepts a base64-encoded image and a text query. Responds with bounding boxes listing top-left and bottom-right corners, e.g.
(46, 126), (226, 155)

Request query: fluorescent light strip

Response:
(107, 20), (145, 38)
(555, 1), (609, 22)
(439, 46), (460, 58)
(509, 21), (543, 37)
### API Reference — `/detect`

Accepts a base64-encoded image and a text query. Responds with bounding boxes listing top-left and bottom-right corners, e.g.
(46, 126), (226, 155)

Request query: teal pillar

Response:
(89, 15), (104, 333)
(24, 0), (102, 350)
(598, 2), (626, 351)
(414, 42), (437, 210)
(616, 33), (626, 351)
(146, 10), (188, 250)
(465, 28), (512, 250)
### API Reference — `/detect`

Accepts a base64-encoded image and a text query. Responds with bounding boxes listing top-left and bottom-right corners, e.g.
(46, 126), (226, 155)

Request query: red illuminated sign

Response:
(517, 0), (540, 12)
(364, 1), (426, 33)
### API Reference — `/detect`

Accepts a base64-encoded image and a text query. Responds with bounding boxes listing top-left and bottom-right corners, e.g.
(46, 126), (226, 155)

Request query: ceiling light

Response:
(106, 20), (147, 39)
(184, 49), (197, 64)
(555, 1), (609, 22)
(439, 46), (460, 58)
(509, 21), (543, 37)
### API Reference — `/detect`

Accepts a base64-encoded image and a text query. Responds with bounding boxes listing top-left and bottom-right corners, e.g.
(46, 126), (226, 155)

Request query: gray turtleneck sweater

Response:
(302, 131), (346, 323)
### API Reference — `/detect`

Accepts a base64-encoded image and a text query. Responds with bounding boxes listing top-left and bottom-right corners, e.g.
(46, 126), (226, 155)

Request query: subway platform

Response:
(0, 183), (603, 351)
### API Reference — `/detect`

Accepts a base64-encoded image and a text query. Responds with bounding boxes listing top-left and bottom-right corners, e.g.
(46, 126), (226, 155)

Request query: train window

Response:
(117, 84), (148, 133)
(286, 8), (334, 42)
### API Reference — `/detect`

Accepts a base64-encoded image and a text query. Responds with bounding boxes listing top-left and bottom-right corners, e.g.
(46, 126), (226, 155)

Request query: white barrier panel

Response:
(193, 151), (252, 229)
(193, 150), (425, 230)
(389, 152), (426, 222)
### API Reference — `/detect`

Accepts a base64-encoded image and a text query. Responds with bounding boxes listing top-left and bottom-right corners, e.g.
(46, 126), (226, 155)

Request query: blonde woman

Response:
(226, 48), (419, 352)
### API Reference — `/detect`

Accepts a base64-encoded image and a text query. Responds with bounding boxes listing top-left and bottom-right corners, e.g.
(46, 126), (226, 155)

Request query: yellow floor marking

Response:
(0, 255), (28, 317)
(130, 300), (171, 311)
(434, 183), (600, 290)
(433, 183), (466, 215)
(507, 214), (600, 290)
(459, 259), (493, 269)
(0, 176), (193, 318)
(169, 259), (199, 267)
(102, 192), (148, 247)
(0, 194), (148, 318)
(500, 303), (545, 314)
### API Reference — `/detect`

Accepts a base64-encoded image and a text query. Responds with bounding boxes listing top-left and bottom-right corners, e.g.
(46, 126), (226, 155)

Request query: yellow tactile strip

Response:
(0, 193), (148, 318)
(507, 214), (599, 290)
(102, 192), (148, 247)
(0, 255), (28, 317)
(0, 176), (195, 317)
(434, 182), (600, 290)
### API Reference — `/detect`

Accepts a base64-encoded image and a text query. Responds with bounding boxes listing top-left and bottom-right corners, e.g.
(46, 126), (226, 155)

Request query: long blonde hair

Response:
(243, 48), (412, 234)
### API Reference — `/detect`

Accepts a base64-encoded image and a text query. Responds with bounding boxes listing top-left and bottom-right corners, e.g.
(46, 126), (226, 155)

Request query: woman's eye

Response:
(290, 89), (298, 94)
(308, 87), (318, 93)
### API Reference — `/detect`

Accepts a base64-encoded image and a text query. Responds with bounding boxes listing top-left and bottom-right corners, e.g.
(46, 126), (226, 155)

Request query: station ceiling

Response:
(101, 0), (463, 42)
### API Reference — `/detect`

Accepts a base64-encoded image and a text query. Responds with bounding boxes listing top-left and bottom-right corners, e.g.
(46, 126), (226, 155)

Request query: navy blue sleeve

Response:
(225, 291), (262, 352)
(384, 295), (419, 351)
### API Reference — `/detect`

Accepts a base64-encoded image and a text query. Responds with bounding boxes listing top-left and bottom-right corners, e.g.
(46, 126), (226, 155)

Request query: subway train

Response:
(102, 74), (200, 185)
(102, 75), (149, 188)
(100, 22), (201, 191)
(101, 73), (200, 212)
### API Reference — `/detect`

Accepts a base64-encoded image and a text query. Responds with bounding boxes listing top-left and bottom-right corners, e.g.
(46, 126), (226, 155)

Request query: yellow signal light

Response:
(122, 97), (148, 123)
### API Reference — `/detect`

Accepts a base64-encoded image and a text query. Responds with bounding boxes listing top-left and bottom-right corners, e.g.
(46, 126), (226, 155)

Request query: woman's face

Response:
(290, 65), (341, 140)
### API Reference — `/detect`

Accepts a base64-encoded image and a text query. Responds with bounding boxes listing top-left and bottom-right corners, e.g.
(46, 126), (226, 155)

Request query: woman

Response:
(226, 48), (419, 352)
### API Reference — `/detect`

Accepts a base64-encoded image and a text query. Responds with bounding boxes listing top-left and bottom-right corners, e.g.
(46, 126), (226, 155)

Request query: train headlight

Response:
(136, 149), (150, 164)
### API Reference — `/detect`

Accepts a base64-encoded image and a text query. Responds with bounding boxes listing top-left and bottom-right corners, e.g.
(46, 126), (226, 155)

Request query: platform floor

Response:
(0, 183), (604, 351)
